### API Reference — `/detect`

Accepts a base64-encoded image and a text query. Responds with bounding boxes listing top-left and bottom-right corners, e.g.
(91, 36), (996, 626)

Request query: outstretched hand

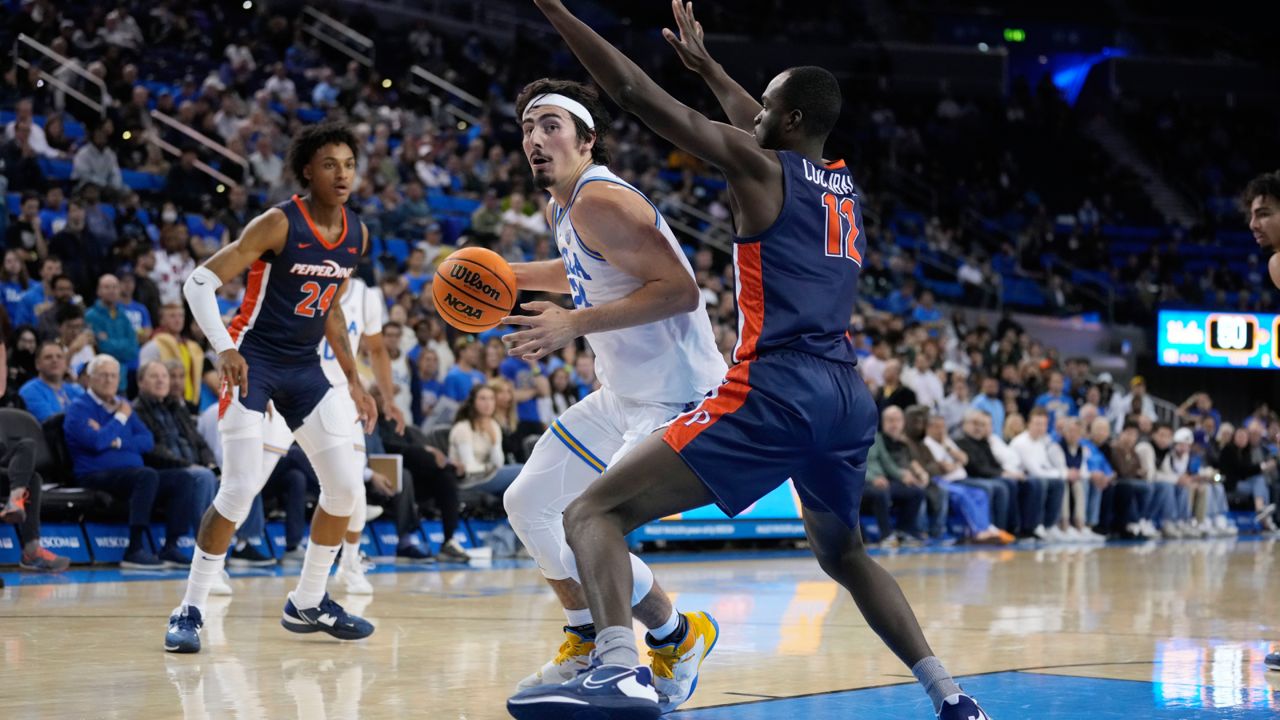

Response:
(502, 301), (580, 361)
(662, 1), (712, 74)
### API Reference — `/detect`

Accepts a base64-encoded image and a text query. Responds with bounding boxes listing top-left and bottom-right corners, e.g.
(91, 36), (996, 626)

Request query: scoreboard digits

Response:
(1158, 311), (1276, 369)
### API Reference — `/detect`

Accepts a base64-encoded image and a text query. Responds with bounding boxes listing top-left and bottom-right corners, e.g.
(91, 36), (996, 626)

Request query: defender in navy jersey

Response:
(163, 124), (382, 655)
(508, 3), (990, 720)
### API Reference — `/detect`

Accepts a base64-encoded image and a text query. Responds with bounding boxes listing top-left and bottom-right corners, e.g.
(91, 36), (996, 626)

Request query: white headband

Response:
(523, 93), (595, 131)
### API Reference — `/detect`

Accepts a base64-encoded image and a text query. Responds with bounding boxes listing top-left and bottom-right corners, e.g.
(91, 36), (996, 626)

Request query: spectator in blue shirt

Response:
(117, 273), (152, 342)
(414, 347), (453, 428)
(443, 339), (486, 402)
(85, 274), (140, 390)
(403, 247), (432, 296)
(910, 289), (944, 334)
(501, 355), (550, 450)
(571, 352), (599, 400)
(970, 375), (1005, 435)
(0, 250), (36, 327)
(1034, 371), (1077, 433)
(19, 341), (86, 421)
(64, 355), (193, 569)
(20, 255), (61, 325)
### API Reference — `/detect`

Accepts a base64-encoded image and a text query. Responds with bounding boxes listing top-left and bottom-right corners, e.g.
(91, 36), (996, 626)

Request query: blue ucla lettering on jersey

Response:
(731, 152), (864, 365)
(229, 195), (363, 364)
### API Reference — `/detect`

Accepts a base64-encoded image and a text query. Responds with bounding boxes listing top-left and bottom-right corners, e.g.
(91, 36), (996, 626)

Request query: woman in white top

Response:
(449, 384), (522, 494)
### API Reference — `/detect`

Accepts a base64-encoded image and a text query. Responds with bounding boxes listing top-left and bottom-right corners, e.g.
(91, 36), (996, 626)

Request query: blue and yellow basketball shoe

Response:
(645, 610), (720, 713)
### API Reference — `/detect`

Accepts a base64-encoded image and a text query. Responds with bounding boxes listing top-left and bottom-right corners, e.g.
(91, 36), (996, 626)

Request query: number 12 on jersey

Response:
(822, 193), (862, 265)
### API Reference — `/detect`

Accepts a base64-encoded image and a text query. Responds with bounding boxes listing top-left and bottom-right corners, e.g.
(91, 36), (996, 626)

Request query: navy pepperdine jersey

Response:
(731, 151), (864, 365)
(229, 194), (363, 363)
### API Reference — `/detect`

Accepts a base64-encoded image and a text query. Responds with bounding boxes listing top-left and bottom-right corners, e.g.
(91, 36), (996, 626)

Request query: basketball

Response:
(432, 247), (518, 332)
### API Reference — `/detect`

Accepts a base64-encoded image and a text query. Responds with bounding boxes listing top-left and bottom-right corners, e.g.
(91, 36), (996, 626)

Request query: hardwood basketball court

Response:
(2, 538), (1278, 719)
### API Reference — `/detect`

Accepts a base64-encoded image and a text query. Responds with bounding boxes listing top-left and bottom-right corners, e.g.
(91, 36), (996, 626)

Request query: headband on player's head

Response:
(522, 93), (596, 131)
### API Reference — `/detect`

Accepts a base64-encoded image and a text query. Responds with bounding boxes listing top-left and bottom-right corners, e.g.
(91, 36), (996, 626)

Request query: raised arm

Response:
(663, 0), (762, 132)
(533, 0), (768, 178)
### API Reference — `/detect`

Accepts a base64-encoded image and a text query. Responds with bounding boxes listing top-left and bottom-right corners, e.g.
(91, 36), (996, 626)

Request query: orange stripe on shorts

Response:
(663, 362), (752, 453)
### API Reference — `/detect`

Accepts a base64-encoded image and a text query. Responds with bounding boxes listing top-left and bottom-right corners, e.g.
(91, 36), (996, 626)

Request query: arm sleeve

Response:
(183, 266), (235, 354)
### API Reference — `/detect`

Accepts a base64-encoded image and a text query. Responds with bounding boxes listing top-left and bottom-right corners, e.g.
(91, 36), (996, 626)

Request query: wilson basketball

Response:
(432, 247), (518, 332)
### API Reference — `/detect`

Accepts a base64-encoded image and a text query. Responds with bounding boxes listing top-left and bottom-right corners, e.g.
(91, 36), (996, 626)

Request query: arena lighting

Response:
(242, 1), (253, 9)
(1051, 47), (1126, 104)
(121, 130), (132, 140)
(1003, 28), (1026, 42)
(381, 79), (392, 89)
(457, 121), (467, 130)
(216, 184), (227, 193)
(977, 42), (989, 52)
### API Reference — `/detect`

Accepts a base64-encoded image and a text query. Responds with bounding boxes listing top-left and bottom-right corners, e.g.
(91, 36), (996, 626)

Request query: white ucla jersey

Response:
(549, 165), (726, 403)
(319, 277), (385, 387)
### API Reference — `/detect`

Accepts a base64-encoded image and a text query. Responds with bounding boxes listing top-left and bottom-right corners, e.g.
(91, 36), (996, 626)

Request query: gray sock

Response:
(912, 656), (963, 711)
(593, 625), (641, 667)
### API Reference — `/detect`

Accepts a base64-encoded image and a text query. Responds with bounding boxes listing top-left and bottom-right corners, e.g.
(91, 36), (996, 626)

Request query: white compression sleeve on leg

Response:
(183, 266), (235, 354)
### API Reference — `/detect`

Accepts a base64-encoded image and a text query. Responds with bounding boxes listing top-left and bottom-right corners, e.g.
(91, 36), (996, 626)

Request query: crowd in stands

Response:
(1, 3), (1278, 570)
(854, 310), (1280, 545)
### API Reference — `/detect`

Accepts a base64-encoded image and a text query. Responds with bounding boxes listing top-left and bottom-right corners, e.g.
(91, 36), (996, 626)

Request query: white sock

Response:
(649, 608), (681, 640)
(292, 542), (339, 609)
(341, 540), (361, 569)
(565, 607), (593, 627)
(181, 547), (227, 613)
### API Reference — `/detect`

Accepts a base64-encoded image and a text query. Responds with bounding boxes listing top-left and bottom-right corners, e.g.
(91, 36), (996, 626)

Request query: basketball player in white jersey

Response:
(260, 274), (408, 595)
(499, 78), (727, 712)
(1244, 170), (1280, 672)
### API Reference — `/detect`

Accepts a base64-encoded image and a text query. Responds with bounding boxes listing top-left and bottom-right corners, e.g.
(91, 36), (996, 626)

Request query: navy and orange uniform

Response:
(663, 152), (877, 529)
(223, 194), (363, 428)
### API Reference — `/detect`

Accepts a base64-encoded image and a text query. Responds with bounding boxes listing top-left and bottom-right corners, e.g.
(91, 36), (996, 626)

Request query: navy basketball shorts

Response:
(220, 345), (333, 430)
(662, 350), (878, 529)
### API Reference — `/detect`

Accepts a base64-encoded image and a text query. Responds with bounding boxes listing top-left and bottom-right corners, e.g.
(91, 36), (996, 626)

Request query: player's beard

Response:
(533, 170), (554, 189)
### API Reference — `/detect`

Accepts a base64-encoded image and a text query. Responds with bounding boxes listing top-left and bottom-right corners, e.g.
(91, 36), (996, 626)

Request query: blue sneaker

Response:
(159, 545), (191, 569)
(507, 664), (660, 720)
(164, 605), (203, 653)
(938, 693), (992, 720)
(281, 593), (374, 640)
(121, 548), (163, 569)
(1266, 650), (1279, 671)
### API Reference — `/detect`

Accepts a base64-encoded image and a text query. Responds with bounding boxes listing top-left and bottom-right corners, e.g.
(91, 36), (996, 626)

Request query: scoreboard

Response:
(1157, 310), (1279, 369)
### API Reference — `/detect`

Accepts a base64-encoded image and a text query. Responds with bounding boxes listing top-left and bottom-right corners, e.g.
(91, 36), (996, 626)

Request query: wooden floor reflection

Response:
(2, 538), (1278, 719)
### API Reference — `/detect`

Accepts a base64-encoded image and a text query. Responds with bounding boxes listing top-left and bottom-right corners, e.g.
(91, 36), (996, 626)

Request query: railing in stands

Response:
(409, 66), (485, 127)
(301, 7), (375, 68)
(147, 131), (238, 190)
(12, 34), (109, 119)
(150, 111), (247, 172)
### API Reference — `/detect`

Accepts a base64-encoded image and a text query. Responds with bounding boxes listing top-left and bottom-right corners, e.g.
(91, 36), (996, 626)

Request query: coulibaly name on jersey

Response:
(801, 159), (855, 195)
(450, 265), (502, 302)
(444, 292), (484, 320)
(290, 260), (354, 278)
